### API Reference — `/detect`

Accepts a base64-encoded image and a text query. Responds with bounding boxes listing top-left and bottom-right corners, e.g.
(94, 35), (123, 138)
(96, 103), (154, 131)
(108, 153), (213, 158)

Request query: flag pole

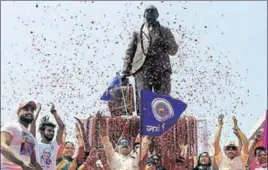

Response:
(139, 91), (142, 163)
(132, 77), (137, 117)
(119, 72), (129, 117)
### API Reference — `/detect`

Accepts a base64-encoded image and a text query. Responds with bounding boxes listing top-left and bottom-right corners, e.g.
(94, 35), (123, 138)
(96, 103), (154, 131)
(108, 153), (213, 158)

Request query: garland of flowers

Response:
(107, 85), (134, 117)
(83, 115), (197, 168)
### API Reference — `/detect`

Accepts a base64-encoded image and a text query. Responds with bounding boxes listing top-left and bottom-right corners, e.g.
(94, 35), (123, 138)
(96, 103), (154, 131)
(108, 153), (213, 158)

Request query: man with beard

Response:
(213, 115), (249, 170)
(1, 101), (42, 170)
(121, 5), (178, 115)
(29, 103), (65, 170)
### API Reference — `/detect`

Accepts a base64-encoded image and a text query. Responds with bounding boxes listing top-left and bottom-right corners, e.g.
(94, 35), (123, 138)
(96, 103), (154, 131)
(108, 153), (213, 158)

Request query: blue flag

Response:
(140, 89), (187, 136)
(100, 72), (121, 101)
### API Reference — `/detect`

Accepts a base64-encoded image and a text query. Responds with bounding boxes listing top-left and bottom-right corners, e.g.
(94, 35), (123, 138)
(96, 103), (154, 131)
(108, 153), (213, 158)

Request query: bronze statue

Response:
(122, 5), (178, 115)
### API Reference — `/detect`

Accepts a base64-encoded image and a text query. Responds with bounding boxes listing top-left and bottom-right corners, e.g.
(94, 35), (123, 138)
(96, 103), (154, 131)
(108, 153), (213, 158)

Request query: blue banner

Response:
(140, 89), (187, 136)
(100, 72), (121, 101)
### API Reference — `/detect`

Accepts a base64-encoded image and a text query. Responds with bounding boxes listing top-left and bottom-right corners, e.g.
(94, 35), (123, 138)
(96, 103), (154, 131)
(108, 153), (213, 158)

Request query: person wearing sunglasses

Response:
(213, 115), (249, 170)
(98, 114), (150, 170)
(253, 146), (267, 170)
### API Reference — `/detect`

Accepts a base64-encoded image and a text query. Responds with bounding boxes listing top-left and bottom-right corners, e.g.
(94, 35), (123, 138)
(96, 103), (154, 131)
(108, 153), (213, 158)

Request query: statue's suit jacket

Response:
(122, 23), (178, 76)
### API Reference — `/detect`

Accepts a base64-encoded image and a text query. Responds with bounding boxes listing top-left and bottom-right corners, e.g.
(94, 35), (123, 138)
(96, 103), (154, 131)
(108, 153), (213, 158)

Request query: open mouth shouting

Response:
(25, 113), (33, 119)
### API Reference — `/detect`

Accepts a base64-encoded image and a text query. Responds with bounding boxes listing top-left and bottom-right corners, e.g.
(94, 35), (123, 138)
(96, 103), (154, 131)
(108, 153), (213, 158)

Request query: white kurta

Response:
(101, 136), (149, 170)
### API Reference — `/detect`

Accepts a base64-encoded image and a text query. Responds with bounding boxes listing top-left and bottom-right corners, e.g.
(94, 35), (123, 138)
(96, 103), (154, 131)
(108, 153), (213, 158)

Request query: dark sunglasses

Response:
(118, 139), (129, 146)
(257, 152), (268, 157)
(226, 146), (237, 151)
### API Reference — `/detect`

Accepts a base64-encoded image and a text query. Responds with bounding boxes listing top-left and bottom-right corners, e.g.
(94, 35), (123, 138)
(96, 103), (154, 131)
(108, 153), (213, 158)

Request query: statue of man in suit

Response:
(121, 5), (178, 115)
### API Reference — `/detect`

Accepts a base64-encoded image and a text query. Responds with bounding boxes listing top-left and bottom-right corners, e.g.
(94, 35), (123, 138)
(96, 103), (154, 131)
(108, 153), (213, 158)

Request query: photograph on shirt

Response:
(40, 148), (52, 167)
(19, 132), (35, 156)
(38, 142), (59, 169)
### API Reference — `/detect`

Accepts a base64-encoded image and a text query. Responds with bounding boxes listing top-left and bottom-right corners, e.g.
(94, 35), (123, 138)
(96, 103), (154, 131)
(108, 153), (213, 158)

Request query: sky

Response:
(1, 1), (267, 153)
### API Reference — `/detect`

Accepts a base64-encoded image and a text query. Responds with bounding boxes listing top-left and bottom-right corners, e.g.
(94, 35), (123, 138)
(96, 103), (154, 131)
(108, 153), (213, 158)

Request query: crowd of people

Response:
(1, 1), (267, 170)
(1, 101), (267, 170)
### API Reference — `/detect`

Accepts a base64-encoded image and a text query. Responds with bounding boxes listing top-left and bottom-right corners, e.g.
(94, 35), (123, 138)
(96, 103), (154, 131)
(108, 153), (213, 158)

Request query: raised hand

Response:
(255, 129), (263, 141)
(33, 103), (41, 121)
(74, 116), (90, 151)
(50, 102), (56, 114)
(75, 122), (83, 142)
(233, 128), (240, 138)
(36, 103), (41, 113)
(41, 115), (50, 123)
(232, 116), (238, 129)
(218, 114), (224, 126)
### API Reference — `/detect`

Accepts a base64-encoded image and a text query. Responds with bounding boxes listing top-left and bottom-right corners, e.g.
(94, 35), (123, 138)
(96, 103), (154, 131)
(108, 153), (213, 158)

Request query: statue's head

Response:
(144, 5), (159, 22)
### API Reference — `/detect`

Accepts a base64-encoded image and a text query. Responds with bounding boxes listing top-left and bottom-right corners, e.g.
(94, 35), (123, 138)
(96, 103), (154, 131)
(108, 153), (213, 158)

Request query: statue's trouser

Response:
(133, 66), (171, 116)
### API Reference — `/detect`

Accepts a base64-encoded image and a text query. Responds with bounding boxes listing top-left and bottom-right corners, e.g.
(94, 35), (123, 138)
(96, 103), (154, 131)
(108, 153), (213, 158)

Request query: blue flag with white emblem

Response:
(100, 72), (121, 101)
(140, 89), (187, 136)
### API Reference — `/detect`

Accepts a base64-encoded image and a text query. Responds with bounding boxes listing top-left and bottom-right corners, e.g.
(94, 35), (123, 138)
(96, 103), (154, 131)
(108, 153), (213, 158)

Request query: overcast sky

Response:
(1, 1), (267, 153)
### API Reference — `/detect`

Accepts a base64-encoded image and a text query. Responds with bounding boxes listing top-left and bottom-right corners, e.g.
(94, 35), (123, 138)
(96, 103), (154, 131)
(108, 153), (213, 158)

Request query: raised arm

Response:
(117, 120), (129, 143)
(122, 31), (138, 77)
(237, 135), (243, 154)
(56, 127), (66, 159)
(29, 103), (41, 137)
(249, 129), (262, 154)
(74, 122), (85, 164)
(233, 119), (242, 154)
(50, 103), (65, 145)
(98, 114), (116, 164)
(75, 117), (90, 152)
(247, 130), (262, 166)
(213, 114), (224, 165)
(137, 136), (150, 162)
(232, 116), (249, 165)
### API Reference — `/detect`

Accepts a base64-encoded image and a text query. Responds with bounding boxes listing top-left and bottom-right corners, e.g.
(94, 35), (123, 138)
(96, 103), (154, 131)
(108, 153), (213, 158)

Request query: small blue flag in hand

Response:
(100, 72), (121, 101)
(140, 89), (187, 136)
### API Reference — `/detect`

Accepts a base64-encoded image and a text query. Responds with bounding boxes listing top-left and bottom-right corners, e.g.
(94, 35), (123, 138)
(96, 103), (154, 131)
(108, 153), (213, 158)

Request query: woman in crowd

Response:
(247, 129), (264, 170)
(193, 152), (212, 170)
(253, 146), (267, 170)
(56, 123), (85, 170)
